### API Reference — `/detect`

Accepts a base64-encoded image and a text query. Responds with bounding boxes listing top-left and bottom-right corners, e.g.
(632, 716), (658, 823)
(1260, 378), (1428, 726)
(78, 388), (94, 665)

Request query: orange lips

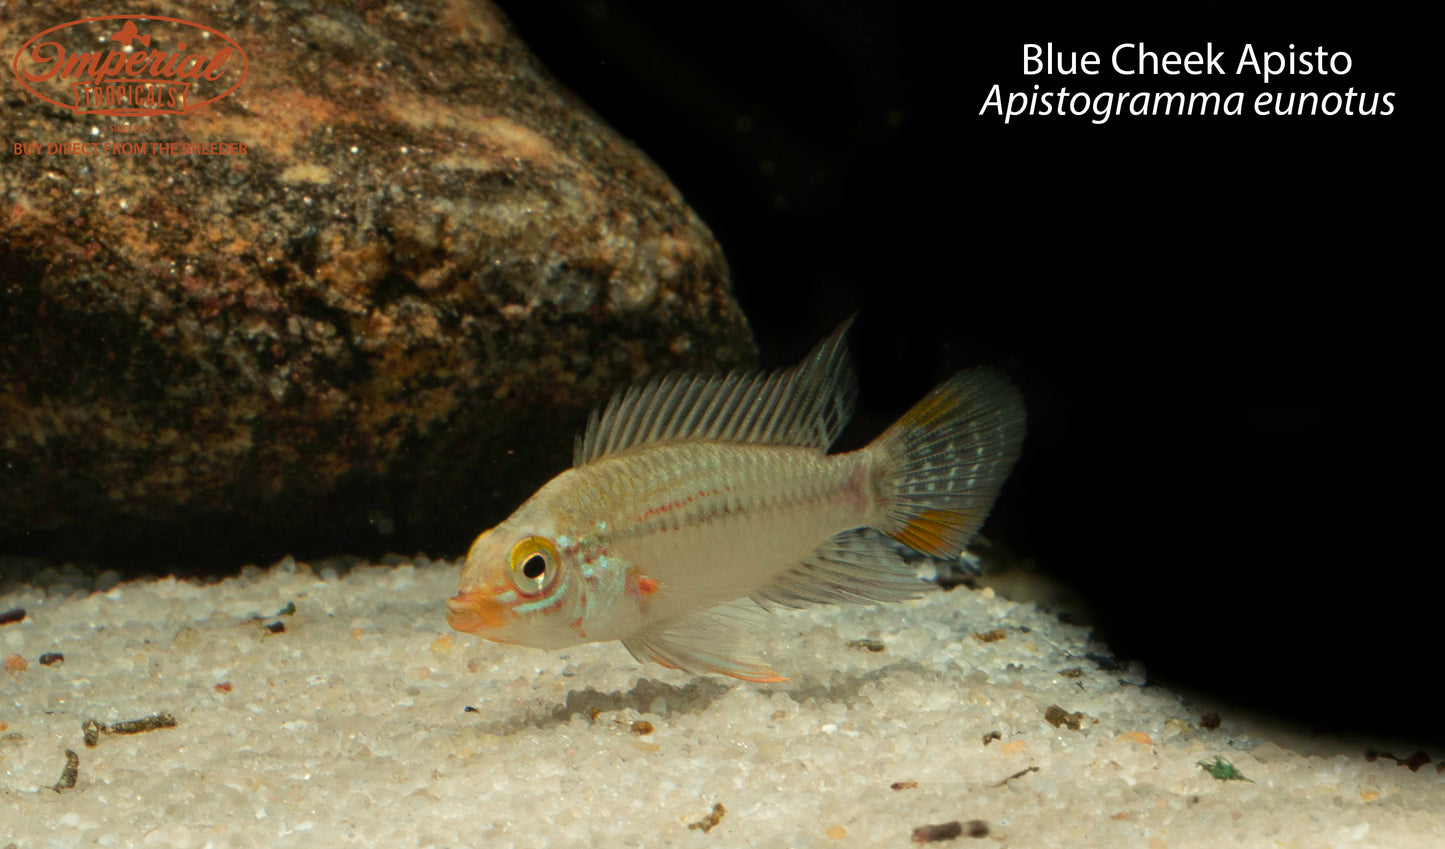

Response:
(445, 590), (509, 633)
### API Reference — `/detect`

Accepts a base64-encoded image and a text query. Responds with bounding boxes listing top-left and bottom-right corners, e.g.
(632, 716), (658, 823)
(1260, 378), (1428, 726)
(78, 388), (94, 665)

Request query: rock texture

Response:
(0, 1), (753, 569)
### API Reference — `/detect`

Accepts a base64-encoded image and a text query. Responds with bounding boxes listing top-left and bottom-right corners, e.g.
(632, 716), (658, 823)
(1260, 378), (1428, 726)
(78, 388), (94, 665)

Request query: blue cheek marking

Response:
(514, 598), (554, 614)
(514, 581), (567, 615)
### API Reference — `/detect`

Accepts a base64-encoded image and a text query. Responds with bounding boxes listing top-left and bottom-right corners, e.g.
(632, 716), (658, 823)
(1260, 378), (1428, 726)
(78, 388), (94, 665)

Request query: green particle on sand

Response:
(1198, 756), (1254, 782)
(252, 602), (296, 621)
(249, 602), (296, 634)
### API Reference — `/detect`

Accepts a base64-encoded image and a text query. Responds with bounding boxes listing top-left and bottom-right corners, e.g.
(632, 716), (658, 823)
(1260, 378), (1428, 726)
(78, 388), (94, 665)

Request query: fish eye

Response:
(508, 536), (560, 595)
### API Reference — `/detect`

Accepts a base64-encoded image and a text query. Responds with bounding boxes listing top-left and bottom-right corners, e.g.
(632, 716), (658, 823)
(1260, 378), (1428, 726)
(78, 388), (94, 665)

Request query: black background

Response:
(503, 2), (1435, 748)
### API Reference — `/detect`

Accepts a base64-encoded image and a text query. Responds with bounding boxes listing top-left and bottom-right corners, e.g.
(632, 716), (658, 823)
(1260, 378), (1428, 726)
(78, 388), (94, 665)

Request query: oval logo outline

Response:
(10, 15), (249, 116)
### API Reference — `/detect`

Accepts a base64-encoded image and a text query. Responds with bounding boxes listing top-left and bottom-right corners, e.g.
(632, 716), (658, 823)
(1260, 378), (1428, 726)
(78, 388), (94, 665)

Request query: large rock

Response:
(0, 1), (753, 569)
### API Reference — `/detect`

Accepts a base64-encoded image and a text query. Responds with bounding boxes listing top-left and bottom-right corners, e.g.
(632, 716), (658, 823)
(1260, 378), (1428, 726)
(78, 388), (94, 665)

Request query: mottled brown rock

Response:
(0, 2), (753, 569)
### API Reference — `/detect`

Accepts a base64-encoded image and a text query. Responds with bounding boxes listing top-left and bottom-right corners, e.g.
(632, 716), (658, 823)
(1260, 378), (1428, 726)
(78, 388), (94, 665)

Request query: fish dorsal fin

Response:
(573, 318), (858, 465)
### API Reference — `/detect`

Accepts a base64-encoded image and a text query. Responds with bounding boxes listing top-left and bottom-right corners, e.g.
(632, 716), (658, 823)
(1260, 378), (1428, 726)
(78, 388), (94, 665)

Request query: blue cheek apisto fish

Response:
(446, 319), (1025, 681)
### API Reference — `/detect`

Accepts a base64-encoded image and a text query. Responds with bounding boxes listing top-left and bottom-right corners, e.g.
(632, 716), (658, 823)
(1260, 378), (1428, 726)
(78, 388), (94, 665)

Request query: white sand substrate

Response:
(2, 556), (1441, 848)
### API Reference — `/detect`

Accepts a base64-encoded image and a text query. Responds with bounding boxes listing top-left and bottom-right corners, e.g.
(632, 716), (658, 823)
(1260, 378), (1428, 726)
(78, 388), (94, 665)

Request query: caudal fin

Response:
(868, 369), (1025, 558)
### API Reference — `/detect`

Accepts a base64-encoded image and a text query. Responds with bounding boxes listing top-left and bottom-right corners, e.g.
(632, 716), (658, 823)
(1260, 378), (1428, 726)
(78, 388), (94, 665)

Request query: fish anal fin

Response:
(621, 603), (786, 683)
(752, 528), (928, 610)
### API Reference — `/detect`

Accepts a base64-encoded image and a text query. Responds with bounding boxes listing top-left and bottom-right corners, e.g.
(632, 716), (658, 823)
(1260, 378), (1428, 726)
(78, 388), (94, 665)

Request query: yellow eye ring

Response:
(508, 536), (560, 596)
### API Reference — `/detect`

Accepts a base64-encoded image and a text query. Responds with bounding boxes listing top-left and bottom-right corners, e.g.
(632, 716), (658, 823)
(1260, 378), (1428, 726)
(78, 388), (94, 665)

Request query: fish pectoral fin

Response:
(752, 528), (931, 611)
(621, 602), (786, 683)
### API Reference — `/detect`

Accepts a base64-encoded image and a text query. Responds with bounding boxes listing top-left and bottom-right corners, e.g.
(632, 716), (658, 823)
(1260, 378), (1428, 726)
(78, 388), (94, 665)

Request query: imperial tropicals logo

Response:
(11, 15), (248, 116)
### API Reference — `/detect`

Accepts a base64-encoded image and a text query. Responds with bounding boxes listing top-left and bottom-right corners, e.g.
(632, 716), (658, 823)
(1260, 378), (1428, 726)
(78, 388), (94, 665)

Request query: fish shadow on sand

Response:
(484, 659), (938, 735)
(486, 676), (734, 735)
(781, 659), (937, 707)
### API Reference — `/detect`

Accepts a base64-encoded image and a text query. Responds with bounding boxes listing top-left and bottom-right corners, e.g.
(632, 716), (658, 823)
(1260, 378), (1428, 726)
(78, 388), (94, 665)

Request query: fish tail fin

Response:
(867, 369), (1026, 558)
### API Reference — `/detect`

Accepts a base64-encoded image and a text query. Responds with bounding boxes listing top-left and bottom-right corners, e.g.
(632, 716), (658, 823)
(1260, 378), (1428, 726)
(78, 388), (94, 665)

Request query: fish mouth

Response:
(446, 590), (509, 633)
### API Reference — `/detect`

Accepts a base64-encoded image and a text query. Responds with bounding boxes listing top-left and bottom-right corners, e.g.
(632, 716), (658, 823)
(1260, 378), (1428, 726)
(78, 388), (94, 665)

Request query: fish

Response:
(446, 318), (1025, 681)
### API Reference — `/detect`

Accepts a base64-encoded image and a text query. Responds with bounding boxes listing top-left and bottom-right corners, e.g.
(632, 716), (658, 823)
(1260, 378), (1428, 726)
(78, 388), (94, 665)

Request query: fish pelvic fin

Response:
(621, 602), (787, 683)
(752, 529), (928, 610)
(868, 369), (1025, 558)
